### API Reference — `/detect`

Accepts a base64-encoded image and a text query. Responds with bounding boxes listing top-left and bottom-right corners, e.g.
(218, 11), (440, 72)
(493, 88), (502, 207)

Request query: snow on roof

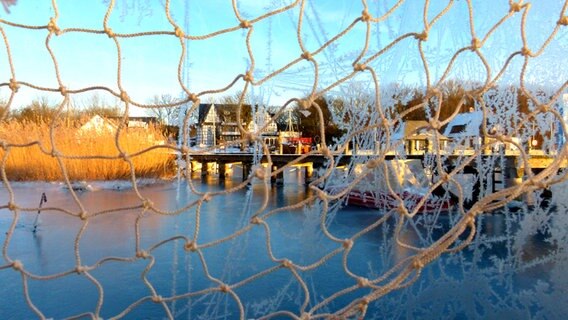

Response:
(391, 120), (427, 140)
(443, 111), (484, 138)
(78, 115), (117, 134)
(391, 120), (447, 141)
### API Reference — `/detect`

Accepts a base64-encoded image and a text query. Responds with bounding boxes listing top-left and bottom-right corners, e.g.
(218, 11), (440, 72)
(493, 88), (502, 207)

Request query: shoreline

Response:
(0, 178), (175, 191)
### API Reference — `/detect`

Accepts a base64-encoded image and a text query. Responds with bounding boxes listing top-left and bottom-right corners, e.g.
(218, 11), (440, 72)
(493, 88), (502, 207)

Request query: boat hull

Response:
(346, 189), (452, 214)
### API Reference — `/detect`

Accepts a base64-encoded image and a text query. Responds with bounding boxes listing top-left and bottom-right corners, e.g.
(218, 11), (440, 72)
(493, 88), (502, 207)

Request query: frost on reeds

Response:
(0, 120), (175, 181)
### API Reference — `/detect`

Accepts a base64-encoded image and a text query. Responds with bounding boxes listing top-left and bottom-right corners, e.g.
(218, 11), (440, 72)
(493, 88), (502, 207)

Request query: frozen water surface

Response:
(1, 172), (568, 319)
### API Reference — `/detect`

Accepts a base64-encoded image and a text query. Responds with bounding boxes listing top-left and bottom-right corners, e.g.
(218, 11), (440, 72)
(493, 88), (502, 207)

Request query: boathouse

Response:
(391, 120), (449, 155)
(196, 103), (278, 148)
(443, 110), (484, 151)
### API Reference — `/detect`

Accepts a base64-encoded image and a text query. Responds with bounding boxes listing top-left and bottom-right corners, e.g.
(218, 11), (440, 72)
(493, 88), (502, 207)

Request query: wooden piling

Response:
(201, 162), (208, 178)
(275, 167), (284, 185)
(218, 162), (226, 181)
(242, 162), (251, 182)
(503, 157), (522, 190)
(304, 164), (314, 185)
(271, 165), (277, 185)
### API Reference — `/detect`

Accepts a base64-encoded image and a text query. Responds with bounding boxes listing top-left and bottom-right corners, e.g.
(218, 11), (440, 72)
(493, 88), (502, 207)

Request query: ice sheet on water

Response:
(59, 179), (168, 192)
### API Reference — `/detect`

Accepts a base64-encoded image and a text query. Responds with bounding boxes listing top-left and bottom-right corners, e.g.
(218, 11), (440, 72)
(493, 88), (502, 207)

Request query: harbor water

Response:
(1, 168), (567, 319)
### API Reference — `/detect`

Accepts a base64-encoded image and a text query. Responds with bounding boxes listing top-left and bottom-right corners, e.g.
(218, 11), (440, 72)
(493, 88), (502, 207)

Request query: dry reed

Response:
(0, 120), (175, 181)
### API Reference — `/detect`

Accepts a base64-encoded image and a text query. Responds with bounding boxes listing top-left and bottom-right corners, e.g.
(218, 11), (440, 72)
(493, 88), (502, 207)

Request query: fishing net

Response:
(1, 0), (568, 319)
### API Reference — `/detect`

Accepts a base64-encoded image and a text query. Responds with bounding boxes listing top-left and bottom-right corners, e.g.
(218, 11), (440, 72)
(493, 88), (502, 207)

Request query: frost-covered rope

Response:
(0, 0), (567, 319)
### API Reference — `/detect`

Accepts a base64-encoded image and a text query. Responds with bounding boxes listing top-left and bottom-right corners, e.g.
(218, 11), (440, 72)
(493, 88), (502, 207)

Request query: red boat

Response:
(346, 189), (453, 214)
(332, 159), (454, 214)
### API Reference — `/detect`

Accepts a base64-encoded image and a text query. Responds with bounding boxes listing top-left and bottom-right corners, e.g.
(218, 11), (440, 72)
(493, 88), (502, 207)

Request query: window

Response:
(449, 124), (467, 134)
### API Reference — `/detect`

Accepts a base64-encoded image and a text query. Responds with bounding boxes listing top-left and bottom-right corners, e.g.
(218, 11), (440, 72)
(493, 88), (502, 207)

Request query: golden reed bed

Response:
(0, 121), (175, 181)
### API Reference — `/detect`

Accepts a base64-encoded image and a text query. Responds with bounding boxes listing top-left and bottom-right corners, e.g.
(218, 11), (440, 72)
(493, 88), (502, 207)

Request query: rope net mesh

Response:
(1, 0), (567, 318)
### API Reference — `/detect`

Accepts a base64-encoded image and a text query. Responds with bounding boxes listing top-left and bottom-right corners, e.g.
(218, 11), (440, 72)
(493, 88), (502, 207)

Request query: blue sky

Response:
(0, 0), (566, 116)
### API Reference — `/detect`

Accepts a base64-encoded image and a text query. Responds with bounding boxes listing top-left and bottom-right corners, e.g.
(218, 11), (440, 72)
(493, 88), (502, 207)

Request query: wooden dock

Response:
(186, 153), (346, 185)
(184, 152), (565, 191)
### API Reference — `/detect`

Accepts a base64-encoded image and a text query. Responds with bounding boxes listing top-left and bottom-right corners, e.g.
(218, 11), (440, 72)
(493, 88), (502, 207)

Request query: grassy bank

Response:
(0, 121), (175, 181)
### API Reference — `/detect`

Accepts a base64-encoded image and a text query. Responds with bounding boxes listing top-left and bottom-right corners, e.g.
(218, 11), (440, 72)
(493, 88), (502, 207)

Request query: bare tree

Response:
(73, 94), (122, 120)
(294, 95), (345, 144)
(218, 91), (250, 105)
(149, 94), (181, 125)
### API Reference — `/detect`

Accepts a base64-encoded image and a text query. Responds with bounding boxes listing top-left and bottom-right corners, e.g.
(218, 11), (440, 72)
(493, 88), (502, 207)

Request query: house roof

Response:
(108, 115), (158, 122)
(197, 103), (214, 125)
(443, 111), (484, 138)
(78, 115), (118, 133)
(391, 120), (448, 141)
(197, 103), (253, 125)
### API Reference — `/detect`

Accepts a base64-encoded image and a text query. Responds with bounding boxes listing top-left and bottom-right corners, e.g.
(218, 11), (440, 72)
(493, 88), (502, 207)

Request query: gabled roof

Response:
(78, 115), (118, 133)
(108, 115), (158, 122)
(391, 120), (447, 141)
(443, 111), (484, 138)
(197, 103), (253, 125)
(197, 103), (214, 125)
(392, 120), (429, 141)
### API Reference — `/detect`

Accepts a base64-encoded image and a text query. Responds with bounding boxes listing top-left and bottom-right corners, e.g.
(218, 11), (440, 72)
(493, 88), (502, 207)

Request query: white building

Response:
(78, 115), (117, 135)
(443, 110), (520, 153)
(391, 120), (449, 155)
(443, 111), (484, 150)
(196, 103), (279, 149)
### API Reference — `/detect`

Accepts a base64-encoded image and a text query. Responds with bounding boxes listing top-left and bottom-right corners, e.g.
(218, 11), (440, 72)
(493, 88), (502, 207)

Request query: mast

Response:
(286, 109), (295, 133)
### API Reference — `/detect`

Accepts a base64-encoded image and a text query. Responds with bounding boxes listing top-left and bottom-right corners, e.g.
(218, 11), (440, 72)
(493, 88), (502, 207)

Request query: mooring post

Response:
(463, 162), (483, 208)
(271, 162), (285, 186)
(304, 164), (313, 185)
(503, 156), (522, 190)
(242, 162), (251, 182)
(201, 162), (208, 179)
(306, 163), (320, 185)
(275, 166), (284, 186)
(271, 165), (278, 185)
(503, 155), (535, 204)
(218, 162), (226, 181)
